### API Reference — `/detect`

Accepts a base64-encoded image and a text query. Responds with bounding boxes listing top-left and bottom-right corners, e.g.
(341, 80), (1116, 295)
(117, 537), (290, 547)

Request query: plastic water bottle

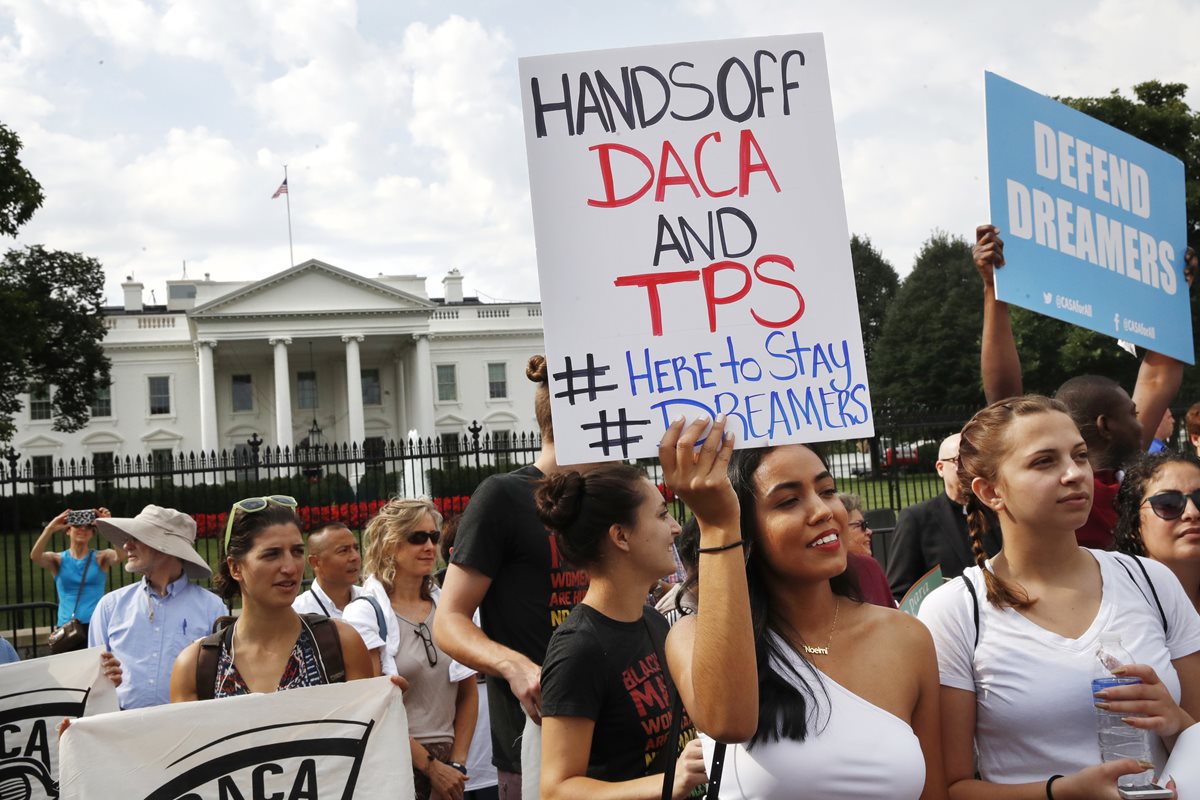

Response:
(1092, 632), (1152, 788)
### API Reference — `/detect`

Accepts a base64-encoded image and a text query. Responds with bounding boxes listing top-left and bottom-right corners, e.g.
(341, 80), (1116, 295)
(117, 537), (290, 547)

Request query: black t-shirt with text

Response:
(451, 464), (590, 773)
(541, 604), (696, 783)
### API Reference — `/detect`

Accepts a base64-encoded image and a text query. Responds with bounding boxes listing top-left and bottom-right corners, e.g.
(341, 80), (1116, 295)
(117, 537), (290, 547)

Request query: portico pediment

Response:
(190, 260), (435, 319)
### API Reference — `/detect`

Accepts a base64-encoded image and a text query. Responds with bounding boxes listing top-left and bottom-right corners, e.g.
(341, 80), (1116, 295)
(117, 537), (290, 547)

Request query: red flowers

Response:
(191, 496), (472, 538)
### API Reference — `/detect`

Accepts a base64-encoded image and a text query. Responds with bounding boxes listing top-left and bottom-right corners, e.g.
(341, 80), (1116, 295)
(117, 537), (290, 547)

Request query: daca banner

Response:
(58, 676), (410, 800)
(986, 71), (1193, 364)
(520, 34), (873, 464)
(0, 646), (118, 800)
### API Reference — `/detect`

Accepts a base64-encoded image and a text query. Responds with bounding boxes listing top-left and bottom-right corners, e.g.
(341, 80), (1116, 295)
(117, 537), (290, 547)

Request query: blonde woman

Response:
(345, 498), (478, 800)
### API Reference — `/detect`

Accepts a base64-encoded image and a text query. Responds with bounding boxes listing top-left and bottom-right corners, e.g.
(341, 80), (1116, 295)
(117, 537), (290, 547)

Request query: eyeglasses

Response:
(1142, 490), (1200, 521)
(413, 621), (438, 667)
(224, 495), (299, 549)
(847, 521), (870, 532)
(939, 455), (960, 465)
(406, 530), (441, 546)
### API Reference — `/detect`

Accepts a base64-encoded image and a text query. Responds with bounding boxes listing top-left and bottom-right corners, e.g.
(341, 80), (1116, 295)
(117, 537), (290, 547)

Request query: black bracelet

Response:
(446, 760), (467, 775)
(698, 539), (746, 554)
(1045, 774), (1063, 799)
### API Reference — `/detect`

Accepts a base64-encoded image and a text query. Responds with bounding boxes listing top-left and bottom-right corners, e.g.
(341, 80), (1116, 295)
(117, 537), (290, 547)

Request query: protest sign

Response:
(1164, 722), (1200, 798)
(898, 566), (943, 617)
(0, 646), (118, 799)
(58, 676), (410, 800)
(520, 34), (872, 464)
(986, 71), (1193, 364)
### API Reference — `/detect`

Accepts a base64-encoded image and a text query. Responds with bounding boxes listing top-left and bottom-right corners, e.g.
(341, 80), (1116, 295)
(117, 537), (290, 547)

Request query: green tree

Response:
(0, 123), (45, 238)
(850, 234), (899, 369)
(871, 231), (984, 408)
(0, 246), (111, 443)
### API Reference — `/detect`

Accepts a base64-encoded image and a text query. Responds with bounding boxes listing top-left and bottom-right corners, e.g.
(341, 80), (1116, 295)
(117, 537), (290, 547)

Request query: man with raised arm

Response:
(974, 225), (1194, 549)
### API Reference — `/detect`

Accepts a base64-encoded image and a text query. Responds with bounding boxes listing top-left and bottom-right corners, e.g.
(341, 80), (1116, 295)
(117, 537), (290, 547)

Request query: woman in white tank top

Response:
(659, 417), (946, 800)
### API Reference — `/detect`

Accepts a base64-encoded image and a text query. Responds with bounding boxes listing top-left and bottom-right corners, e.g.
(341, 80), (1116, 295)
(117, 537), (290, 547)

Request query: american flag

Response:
(272, 178), (288, 199)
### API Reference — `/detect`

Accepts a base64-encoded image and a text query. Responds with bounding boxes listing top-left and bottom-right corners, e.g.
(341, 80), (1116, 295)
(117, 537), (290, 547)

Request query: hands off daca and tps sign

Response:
(520, 34), (874, 464)
(986, 71), (1193, 364)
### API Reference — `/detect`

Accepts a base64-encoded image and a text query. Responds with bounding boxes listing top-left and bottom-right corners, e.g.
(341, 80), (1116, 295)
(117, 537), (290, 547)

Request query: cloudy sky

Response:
(1, 0), (1196, 305)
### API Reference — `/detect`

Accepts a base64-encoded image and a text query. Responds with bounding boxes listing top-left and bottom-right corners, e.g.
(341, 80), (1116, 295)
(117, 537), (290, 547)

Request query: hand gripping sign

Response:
(986, 71), (1193, 364)
(58, 676), (410, 800)
(0, 646), (118, 800)
(520, 33), (873, 464)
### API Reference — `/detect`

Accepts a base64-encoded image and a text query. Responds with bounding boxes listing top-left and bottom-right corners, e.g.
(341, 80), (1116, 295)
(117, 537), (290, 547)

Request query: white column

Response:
(394, 354), (408, 439)
(196, 340), (218, 454)
(343, 334), (366, 447)
(412, 333), (435, 438)
(269, 337), (293, 450)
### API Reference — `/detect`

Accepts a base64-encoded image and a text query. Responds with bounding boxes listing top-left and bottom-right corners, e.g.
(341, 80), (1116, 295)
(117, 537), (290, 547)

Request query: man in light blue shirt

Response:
(89, 505), (225, 709)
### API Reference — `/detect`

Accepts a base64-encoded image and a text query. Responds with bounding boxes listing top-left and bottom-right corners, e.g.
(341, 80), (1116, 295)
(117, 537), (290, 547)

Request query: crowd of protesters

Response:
(6, 227), (1200, 799)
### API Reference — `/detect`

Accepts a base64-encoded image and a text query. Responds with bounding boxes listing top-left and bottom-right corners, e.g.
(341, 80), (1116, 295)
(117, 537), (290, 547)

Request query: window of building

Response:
(148, 376), (171, 416)
(232, 374), (254, 412)
(31, 455), (54, 494)
(93, 451), (115, 490)
(168, 284), (197, 300)
(232, 443), (253, 482)
(361, 369), (382, 406)
(440, 432), (461, 467)
(297, 371), (318, 410)
(29, 384), (51, 421)
(487, 362), (507, 399)
(150, 448), (173, 486)
(90, 384), (112, 418)
(436, 365), (457, 402)
(492, 429), (512, 466)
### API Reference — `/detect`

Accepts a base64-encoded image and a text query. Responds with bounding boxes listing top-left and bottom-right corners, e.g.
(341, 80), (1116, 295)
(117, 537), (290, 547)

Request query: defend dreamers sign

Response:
(520, 33), (874, 464)
(986, 71), (1193, 364)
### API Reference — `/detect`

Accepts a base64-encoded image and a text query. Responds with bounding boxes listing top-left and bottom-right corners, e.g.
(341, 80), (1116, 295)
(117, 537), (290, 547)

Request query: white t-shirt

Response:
(292, 579), (365, 620)
(919, 550), (1200, 783)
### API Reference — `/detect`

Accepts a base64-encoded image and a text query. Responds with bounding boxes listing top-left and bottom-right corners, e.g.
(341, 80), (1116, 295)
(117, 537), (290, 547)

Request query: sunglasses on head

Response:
(224, 495), (299, 549)
(406, 530), (441, 546)
(1142, 489), (1200, 520)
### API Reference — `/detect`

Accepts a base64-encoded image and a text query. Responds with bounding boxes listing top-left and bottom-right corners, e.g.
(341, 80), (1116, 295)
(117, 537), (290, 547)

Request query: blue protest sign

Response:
(986, 71), (1192, 364)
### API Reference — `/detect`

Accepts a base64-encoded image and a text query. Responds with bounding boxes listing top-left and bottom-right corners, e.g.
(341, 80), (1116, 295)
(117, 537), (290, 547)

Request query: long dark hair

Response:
(1115, 450), (1200, 556)
(712, 444), (863, 745)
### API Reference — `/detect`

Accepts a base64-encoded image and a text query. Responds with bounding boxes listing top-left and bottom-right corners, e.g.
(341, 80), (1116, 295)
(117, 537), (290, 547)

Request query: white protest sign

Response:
(0, 646), (118, 799)
(58, 676), (411, 800)
(520, 34), (872, 464)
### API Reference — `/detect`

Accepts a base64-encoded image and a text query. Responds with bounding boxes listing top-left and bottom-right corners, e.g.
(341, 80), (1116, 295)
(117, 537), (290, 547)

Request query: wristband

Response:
(1045, 774), (1063, 799)
(698, 539), (745, 554)
(447, 761), (467, 775)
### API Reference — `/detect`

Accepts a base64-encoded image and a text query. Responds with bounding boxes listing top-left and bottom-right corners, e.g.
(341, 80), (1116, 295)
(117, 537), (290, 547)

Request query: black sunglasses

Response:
(414, 621), (438, 667)
(1143, 490), (1200, 520)
(406, 530), (441, 546)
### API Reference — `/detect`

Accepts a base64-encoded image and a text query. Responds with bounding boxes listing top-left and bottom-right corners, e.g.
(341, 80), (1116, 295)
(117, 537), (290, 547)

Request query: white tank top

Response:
(703, 637), (925, 799)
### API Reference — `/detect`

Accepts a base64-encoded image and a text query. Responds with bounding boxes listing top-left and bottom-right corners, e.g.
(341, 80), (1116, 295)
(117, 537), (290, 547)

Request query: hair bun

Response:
(526, 354), (548, 385)
(534, 471), (585, 532)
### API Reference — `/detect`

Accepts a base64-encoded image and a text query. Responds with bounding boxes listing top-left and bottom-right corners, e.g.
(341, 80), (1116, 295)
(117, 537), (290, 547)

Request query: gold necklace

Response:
(802, 598), (840, 656)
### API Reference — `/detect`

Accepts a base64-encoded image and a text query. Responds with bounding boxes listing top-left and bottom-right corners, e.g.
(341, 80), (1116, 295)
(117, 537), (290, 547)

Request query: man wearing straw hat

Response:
(88, 505), (226, 709)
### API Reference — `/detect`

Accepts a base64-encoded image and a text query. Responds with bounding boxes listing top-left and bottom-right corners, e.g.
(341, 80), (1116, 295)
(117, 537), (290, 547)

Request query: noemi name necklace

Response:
(801, 598), (840, 656)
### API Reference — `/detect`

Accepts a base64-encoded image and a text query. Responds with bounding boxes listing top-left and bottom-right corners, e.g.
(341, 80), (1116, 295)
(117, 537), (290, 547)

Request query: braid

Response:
(965, 494), (1032, 609)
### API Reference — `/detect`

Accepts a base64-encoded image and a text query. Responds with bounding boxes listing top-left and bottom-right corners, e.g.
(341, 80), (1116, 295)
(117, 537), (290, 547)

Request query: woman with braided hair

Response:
(918, 395), (1200, 798)
(1114, 450), (1200, 614)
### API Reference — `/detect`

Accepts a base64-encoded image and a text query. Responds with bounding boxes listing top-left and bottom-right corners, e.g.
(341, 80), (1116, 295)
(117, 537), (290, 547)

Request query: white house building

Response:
(14, 259), (546, 473)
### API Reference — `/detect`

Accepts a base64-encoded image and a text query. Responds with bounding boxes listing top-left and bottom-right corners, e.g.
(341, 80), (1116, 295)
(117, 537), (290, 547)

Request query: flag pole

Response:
(283, 164), (295, 267)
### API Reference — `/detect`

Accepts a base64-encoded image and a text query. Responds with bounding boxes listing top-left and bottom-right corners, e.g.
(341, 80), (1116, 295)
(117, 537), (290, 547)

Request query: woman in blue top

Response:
(30, 508), (121, 628)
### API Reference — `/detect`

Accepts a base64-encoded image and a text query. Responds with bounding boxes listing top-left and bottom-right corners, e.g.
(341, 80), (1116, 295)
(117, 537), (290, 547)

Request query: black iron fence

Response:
(2, 409), (984, 652)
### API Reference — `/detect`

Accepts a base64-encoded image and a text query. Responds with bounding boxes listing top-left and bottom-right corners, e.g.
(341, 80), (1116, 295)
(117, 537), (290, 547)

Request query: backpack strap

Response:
(194, 620), (235, 701)
(1115, 554), (1168, 636)
(300, 613), (346, 684)
(349, 594), (388, 640)
(194, 614), (346, 700)
(961, 574), (980, 651)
